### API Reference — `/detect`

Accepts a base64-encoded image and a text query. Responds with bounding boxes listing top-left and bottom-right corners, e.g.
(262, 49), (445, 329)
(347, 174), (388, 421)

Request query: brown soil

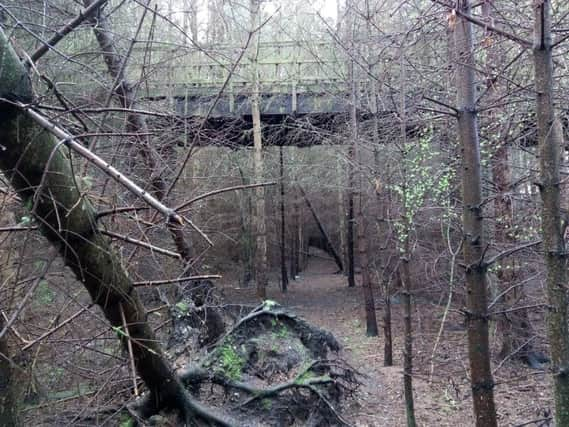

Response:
(221, 249), (553, 427)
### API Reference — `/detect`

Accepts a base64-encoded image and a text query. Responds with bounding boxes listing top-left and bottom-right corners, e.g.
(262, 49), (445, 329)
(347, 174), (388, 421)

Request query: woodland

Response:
(1, 0), (569, 426)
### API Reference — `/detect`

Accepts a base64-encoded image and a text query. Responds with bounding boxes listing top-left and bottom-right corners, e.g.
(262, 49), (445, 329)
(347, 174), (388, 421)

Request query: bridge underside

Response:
(146, 89), (414, 147)
(151, 110), (406, 148)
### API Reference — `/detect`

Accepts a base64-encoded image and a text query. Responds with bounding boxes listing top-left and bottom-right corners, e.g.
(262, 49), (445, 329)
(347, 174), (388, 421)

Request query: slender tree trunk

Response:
(481, 0), (532, 361)
(400, 252), (416, 427)
(454, 2), (497, 426)
(279, 146), (288, 292)
(290, 146), (301, 278)
(357, 205), (378, 336)
(85, 0), (225, 342)
(290, 189), (299, 279)
(237, 162), (254, 287)
(383, 279), (393, 366)
(83, 0), (190, 261)
(347, 65), (357, 288)
(249, 0), (267, 299)
(533, 2), (569, 424)
(337, 155), (348, 275)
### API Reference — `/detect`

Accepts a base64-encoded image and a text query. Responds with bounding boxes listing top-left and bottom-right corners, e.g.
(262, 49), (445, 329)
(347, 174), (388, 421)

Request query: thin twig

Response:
(482, 240), (542, 268)
(0, 226), (38, 233)
(101, 229), (181, 259)
(430, 0), (531, 47)
(133, 275), (222, 287)
(0, 252), (56, 341)
(22, 305), (92, 351)
(120, 303), (139, 397)
(176, 182), (277, 212)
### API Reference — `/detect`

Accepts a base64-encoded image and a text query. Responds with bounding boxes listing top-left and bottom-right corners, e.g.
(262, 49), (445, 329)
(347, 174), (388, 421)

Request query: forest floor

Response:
(221, 248), (553, 427)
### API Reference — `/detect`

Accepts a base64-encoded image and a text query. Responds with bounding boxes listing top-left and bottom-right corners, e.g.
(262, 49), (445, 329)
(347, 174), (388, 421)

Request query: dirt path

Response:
(222, 249), (553, 426)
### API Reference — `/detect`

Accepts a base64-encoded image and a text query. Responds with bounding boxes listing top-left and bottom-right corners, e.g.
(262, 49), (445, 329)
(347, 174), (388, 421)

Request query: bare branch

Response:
(100, 230), (181, 259)
(18, 104), (183, 225)
(29, 0), (109, 63)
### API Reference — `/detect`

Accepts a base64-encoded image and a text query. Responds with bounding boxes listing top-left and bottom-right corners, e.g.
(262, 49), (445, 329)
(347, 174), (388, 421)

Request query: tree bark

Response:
(400, 257), (416, 427)
(454, 2), (497, 426)
(0, 28), (189, 417)
(279, 145), (288, 292)
(249, 0), (268, 299)
(357, 207), (378, 336)
(347, 67), (357, 288)
(533, 2), (569, 424)
(481, 0), (533, 362)
(0, 315), (19, 426)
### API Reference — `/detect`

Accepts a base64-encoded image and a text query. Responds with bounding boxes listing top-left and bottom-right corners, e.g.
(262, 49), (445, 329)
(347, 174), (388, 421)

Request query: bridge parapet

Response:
(128, 40), (353, 116)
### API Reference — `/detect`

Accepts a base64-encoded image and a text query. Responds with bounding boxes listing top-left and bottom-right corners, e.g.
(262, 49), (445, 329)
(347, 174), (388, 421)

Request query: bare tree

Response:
(453, 1), (497, 425)
(249, 0), (269, 300)
(533, 1), (569, 424)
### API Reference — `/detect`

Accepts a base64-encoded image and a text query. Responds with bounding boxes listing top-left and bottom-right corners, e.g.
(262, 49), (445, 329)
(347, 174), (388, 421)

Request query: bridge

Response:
(117, 40), (400, 146)
(133, 41), (359, 114)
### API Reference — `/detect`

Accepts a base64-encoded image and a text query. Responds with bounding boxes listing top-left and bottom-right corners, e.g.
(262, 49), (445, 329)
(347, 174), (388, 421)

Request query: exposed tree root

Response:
(134, 302), (360, 426)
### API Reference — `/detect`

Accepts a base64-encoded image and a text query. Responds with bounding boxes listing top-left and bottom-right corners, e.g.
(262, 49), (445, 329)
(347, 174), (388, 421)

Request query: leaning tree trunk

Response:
(454, 2), (497, 426)
(533, 1), (569, 424)
(83, 0), (225, 341)
(0, 28), (191, 419)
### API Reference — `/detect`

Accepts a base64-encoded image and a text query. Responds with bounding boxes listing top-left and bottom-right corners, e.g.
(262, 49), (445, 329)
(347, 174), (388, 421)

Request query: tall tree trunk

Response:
(347, 66), (357, 288)
(84, 0), (224, 341)
(83, 0), (187, 258)
(279, 146), (288, 292)
(533, 2), (569, 424)
(482, 0), (532, 362)
(290, 147), (301, 279)
(0, 29), (189, 417)
(337, 155), (348, 275)
(397, 33), (416, 424)
(237, 161), (254, 287)
(454, 2), (497, 426)
(249, 0), (267, 299)
(357, 204), (378, 336)
(400, 252), (416, 427)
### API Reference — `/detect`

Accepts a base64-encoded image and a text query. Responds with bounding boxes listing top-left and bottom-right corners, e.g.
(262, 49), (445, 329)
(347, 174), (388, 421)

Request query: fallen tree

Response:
(0, 28), (359, 426)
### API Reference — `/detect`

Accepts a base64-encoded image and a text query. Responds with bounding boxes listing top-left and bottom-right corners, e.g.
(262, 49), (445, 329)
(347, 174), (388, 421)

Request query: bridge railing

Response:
(127, 40), (348, 98)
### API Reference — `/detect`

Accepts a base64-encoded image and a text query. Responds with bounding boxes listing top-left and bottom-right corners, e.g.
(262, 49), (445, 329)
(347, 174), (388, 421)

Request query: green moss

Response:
(261, 398), (272, 410)
(216, 341), (245, 381)
(119, 414), (135, 427)
(295, 369), (315, 385)
(175, 301), (190, 314)
(34, 280), (54, 306)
